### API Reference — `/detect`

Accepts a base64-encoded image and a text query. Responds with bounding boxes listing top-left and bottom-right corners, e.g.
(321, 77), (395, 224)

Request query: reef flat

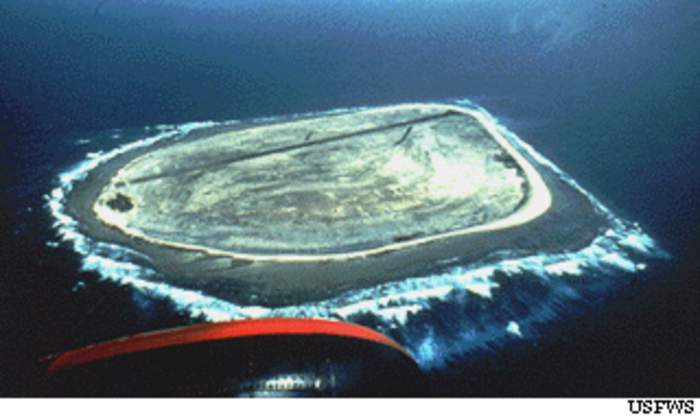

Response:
(64, 104), (607, 306)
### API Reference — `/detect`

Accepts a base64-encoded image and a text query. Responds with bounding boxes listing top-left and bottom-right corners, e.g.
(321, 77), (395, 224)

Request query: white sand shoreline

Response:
(92, 103), (552, 263)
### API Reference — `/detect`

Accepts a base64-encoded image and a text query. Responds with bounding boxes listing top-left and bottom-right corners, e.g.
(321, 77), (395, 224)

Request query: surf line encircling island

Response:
(45, 99), (666, 368)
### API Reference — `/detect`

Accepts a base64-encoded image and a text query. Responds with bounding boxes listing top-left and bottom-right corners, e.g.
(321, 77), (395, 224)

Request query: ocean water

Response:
(2, 0), (699, 396)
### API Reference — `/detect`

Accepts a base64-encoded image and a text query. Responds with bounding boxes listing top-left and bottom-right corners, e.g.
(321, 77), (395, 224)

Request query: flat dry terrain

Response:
(93, 104), (549, 259)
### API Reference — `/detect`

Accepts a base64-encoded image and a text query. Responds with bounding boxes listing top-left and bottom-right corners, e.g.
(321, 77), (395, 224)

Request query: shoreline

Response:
(91, 104), (552, 262)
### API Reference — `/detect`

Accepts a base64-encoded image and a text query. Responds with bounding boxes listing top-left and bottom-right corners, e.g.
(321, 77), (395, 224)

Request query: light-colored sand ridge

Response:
(93, 104), (552, 262)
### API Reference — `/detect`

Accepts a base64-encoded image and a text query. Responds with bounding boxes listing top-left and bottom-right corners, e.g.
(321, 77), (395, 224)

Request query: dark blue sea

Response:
(1, 0), (699, 396)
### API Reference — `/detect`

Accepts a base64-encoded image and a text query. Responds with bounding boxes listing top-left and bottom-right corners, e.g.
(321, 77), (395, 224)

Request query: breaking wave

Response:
(45, 99), (666, 369)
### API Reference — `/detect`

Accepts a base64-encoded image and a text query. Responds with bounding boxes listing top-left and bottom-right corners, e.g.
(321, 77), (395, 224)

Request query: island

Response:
(64, 104), (607, 306)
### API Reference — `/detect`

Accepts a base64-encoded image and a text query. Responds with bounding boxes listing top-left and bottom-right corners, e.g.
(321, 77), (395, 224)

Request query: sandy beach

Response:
(91, 104), (552, 261)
